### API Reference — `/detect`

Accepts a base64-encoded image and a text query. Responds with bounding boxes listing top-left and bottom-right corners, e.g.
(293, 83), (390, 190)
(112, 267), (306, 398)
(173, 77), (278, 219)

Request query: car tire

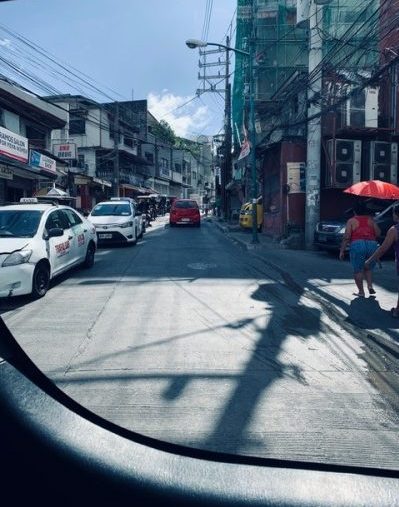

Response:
(83, 242), (96, 268)
(130, 228), (137, 246)
(31, 263), (50, 299)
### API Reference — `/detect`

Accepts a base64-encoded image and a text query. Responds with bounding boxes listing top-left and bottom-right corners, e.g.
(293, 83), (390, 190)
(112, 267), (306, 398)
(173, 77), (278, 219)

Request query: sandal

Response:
(368, 287), (376, 295)
(391, 308), (399, 318)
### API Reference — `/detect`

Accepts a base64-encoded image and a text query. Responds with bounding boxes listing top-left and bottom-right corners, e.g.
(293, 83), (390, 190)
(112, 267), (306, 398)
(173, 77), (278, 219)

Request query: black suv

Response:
(314, 199), (397, 253)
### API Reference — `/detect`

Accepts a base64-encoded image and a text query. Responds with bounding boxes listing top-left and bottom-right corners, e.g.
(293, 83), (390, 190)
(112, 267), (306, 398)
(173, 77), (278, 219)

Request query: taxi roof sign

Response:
(20, 198), (38, 203)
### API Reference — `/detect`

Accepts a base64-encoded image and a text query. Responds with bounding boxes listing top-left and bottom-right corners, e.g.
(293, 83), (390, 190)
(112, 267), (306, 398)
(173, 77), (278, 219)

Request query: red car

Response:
(169, 199), (201, 227)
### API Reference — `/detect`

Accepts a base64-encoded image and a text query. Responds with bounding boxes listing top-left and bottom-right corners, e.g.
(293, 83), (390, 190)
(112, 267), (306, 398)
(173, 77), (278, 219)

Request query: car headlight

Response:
(338, 226), (346, 234)
(119, 221), (133, 228)
(2, 249), (33, 267)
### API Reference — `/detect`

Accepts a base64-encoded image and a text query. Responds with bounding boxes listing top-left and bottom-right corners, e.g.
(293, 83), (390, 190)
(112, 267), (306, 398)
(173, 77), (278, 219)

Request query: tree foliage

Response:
(152, 120), (176, 145)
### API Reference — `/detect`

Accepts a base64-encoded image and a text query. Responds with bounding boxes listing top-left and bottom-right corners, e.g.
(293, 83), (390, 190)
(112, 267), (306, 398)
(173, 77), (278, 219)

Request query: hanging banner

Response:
(0, 126), (28, 163)
(238, 139), (250, 161)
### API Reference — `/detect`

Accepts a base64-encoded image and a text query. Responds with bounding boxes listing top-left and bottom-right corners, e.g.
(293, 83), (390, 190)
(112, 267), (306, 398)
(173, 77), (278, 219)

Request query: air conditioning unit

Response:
(345, 86), (379, 129)
(370, 141), (398, 183)
(326, 139), (362, 188)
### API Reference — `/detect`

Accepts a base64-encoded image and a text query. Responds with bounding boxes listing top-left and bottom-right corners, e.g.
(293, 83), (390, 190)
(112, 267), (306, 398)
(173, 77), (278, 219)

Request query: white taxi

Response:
(0, 199), (97, 298)
(88, 197), (144, 245)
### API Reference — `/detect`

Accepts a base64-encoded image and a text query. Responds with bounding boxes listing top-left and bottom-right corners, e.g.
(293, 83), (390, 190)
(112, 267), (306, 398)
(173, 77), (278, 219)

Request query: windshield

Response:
(91, 204), (131, 217)
(0, 210), (43, 238)
(174, 201), (198, 209)
(0, 0), (398, 476)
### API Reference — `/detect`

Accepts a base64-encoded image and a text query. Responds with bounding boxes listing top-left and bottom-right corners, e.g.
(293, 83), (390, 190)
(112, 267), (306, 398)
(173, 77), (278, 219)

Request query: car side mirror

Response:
(47, 227), (64, 238)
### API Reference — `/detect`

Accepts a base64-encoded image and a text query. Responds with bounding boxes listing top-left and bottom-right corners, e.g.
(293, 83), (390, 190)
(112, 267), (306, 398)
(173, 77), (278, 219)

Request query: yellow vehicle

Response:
(239, 197), (263, 231)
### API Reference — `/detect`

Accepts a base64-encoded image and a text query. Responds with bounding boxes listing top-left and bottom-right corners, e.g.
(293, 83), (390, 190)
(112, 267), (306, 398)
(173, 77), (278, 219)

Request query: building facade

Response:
(0, 78), (67, 204)
(232, 0), (391, 240)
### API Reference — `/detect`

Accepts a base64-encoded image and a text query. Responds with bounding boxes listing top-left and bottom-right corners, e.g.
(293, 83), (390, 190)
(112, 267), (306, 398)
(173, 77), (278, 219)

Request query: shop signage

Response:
(74, 175), (90, 185)
(52, 142), (77, 160)
(287, 162), (306, 193)
(0, 126), (28, 163)
(29, 150), (57, 174)
(0, 164), (13, 180)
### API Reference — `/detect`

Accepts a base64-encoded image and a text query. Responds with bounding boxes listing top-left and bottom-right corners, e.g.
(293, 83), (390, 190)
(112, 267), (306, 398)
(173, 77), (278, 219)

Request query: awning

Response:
(143, 187), (159, 194)
(120, 183), (148, 193)
(0, 154), (56, 180)
(92, 177), (112, 188)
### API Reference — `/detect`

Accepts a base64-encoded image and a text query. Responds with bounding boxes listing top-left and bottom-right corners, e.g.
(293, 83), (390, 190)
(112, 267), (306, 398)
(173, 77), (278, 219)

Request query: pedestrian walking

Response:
(365, 204), (399, 317)
(339, 201), (381, 297)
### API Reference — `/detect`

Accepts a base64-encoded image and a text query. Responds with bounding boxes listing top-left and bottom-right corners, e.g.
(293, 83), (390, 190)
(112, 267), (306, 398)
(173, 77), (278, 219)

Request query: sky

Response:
(0, 0), (237, 139)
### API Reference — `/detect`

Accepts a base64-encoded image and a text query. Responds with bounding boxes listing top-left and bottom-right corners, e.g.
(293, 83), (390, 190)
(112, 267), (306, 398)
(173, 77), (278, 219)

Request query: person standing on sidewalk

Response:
(365, 204), (399, 317)
(339, 201), (381, 297)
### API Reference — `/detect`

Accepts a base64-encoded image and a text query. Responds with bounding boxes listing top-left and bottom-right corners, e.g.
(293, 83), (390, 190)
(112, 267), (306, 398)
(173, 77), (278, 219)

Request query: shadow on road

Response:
(201, 282), (321, 454)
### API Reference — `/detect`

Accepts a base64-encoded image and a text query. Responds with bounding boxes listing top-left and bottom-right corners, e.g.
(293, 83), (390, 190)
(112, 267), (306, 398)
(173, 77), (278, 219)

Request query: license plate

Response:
(99, 233), (112, 239)
(181, 218), (190, 222)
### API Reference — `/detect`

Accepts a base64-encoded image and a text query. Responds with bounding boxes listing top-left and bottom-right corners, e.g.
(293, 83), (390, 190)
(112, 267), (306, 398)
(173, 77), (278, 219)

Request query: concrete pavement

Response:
(1, 216), (398, 468)
(211, 217), (399, 357)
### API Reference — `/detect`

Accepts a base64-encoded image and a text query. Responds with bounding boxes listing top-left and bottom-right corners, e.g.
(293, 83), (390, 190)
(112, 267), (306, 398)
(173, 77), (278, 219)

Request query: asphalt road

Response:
(1, 216), (399, 470)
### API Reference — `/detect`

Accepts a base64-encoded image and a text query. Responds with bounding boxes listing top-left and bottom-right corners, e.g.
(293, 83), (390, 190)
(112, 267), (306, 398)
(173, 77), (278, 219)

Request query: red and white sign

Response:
(0, 126), (28, 163)
(238, 139), (250, 161)
(52, 143), (77, 160)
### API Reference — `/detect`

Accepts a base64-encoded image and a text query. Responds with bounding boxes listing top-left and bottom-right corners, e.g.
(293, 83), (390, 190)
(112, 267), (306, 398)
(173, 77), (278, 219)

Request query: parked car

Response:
(0, 198), (97, 298)
(239, 197), (263, 232)
(314, 199), (397, 253)
(169, 199), (201, 227)
(88, 197), (144, 245)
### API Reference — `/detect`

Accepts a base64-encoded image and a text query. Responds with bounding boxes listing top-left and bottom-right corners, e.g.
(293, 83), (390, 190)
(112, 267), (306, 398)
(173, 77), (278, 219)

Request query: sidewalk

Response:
(209, 217), (399, 355)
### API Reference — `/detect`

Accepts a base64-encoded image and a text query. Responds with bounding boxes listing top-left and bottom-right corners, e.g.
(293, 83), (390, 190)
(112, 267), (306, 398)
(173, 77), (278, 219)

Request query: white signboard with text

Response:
(287, 162), (306, 194)
(52, 143), (77, 160)
(0, 126), (28, 163)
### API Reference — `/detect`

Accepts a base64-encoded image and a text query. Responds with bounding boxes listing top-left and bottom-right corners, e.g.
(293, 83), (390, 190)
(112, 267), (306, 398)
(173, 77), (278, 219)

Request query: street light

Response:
(186, 39), (259, 243)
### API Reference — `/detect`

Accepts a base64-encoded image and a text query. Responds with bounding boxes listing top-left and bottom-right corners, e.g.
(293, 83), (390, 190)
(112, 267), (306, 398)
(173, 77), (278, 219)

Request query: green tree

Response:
(153, 120), (176, 145)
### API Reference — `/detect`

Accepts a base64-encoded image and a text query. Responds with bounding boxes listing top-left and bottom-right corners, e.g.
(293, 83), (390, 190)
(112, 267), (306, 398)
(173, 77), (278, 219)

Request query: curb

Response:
(213, 220), (399, 361)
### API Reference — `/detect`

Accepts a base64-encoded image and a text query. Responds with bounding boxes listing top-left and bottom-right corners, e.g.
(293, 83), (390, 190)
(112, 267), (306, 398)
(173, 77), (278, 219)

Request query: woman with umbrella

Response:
(365, 203), (399, 317)
(340, 179), (399, 297)
(339, 201), (381, 297)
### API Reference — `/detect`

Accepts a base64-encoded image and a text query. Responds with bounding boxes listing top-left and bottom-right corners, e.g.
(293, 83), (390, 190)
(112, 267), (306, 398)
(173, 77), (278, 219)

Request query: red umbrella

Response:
(343, 180), (399, 200)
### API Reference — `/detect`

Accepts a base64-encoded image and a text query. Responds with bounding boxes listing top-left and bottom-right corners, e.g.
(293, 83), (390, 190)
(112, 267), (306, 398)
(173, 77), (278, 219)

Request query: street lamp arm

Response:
(185, 39), (249, 57)
(206, 42), (250, 57)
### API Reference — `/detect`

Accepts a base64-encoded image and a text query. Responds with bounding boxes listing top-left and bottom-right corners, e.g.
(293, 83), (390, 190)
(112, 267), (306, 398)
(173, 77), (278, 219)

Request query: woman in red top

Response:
(339, 201), (380, 297)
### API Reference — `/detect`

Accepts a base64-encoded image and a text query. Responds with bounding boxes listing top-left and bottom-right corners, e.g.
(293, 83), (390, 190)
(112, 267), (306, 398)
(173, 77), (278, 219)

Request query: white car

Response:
(0, 199), (97, 299)
(88, 197), (144, 245)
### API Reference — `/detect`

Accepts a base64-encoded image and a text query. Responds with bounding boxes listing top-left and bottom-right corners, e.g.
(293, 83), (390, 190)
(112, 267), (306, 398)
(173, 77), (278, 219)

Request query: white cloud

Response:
(147, 91), (212, 139)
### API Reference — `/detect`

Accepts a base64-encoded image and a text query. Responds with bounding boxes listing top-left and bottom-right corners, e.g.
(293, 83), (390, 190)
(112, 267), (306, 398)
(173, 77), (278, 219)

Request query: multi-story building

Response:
(0, 78), (67, 204)
(48, 96), (212, 205)
(232, 0), (384, 238)
(48, 95), (153, 209)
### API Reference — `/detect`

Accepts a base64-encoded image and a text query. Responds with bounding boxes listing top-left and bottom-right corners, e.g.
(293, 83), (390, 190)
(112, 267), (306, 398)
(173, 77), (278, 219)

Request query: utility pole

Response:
(223, 35), (232, 220)
(113, 101), (120, 197)
(305, 0), (324, 248)
(249, 17), (258, 244)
